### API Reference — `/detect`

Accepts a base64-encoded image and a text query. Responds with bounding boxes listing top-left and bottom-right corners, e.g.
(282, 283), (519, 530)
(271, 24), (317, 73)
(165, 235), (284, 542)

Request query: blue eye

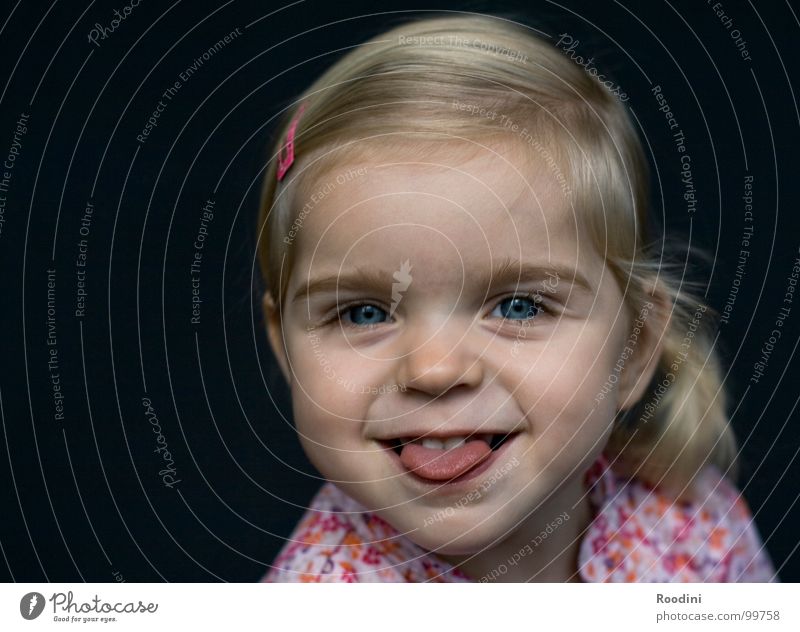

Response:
(492, 295), (540, 320)
(342, 304), (388, 326)
(334, 295), (541, 327)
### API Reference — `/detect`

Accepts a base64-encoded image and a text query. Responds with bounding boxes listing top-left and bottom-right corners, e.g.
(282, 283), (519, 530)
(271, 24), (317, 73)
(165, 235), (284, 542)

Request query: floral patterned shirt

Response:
(262, 454), (777, 582)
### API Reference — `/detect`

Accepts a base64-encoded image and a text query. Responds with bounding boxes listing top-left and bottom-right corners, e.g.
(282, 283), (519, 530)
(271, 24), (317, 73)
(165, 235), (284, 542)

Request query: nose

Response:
(394, 319), (484, 396)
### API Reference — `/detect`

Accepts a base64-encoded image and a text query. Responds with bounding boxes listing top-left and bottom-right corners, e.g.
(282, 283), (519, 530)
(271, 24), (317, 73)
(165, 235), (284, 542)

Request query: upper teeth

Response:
(420, 436), (467, 450)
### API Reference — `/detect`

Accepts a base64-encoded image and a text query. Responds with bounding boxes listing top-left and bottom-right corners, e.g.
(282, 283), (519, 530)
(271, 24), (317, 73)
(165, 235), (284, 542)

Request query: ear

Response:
(616, 282), (671, 412)
(263, 292), (291, 385)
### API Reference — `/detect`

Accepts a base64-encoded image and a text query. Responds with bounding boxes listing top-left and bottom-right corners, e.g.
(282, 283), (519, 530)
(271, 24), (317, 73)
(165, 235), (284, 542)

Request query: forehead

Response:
(289, 139), (601, 286)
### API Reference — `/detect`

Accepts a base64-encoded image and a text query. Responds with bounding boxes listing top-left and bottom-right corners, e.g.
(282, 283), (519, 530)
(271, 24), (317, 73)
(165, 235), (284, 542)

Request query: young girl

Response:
(256, 14), (776, 582)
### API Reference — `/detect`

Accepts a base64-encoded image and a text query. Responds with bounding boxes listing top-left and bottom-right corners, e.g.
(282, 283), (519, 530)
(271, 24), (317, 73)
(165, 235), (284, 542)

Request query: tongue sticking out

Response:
(399, 438), (492, 481)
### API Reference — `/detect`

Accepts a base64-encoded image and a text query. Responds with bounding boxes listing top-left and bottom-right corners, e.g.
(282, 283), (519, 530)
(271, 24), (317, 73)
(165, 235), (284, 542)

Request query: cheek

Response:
(512, 327), (622, 442)
(286, 332), (371, 418)
(291, 397), (377, 485)
(288, 351), (374, 452)
(291, 388), (363, 448)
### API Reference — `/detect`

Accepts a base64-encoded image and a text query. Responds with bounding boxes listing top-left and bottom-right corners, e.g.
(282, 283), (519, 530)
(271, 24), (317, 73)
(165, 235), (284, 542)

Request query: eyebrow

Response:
(290, 256), (593, 304)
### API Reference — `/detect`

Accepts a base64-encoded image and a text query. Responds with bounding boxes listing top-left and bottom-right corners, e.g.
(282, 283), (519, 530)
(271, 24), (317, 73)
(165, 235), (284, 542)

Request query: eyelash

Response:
(327, 292), (550, 329)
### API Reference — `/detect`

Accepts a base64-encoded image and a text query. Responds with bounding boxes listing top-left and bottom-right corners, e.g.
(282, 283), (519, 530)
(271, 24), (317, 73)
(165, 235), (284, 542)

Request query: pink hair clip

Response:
(276, 103), (307, 182)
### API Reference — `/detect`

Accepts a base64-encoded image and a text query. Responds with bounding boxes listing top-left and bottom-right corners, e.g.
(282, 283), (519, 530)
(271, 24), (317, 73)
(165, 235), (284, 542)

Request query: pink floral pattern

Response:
(262, 454), (777, 582)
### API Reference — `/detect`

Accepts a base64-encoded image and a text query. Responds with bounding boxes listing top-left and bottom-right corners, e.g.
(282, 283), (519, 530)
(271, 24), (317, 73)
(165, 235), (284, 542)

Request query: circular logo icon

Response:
(20, 592), (45, 620)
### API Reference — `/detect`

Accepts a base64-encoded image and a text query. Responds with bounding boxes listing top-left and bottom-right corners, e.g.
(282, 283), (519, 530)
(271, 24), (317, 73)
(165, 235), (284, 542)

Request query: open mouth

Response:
(383, 432), (519, 456)
(379, 431), (521, 482)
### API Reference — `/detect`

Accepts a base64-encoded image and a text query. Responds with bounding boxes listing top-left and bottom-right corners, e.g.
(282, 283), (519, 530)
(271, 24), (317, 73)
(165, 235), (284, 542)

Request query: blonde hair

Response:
(256, 14), (738, 499)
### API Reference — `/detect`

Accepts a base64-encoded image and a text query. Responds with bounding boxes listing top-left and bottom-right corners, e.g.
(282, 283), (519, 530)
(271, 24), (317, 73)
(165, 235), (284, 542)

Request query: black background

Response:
(0, 0), (798, 582)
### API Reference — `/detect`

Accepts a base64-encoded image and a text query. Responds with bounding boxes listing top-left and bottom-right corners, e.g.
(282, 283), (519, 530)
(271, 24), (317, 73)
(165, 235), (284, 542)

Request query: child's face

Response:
(267, 140), (645, 554)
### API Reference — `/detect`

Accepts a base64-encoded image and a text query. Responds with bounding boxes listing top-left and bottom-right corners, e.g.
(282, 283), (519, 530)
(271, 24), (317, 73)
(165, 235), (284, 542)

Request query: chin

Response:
(404, 515), (512, 556)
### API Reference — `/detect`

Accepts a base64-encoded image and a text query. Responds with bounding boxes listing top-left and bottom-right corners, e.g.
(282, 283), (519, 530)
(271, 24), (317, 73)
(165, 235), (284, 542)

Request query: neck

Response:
(438, 472), (593, 582)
